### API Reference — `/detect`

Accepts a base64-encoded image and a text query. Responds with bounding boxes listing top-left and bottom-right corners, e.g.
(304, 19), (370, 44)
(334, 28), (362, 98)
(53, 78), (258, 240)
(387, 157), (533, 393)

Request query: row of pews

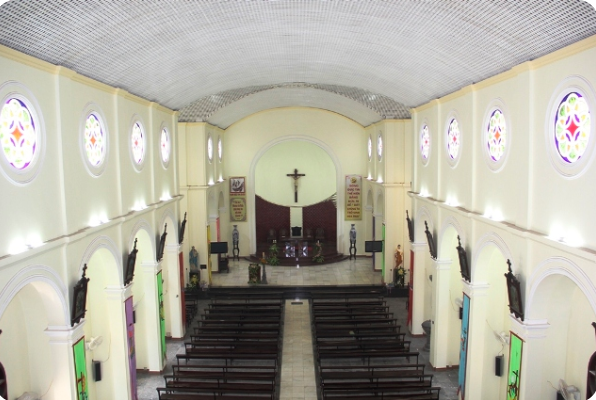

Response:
(157, 295), (283, 400)
(312, 292), (441, 400)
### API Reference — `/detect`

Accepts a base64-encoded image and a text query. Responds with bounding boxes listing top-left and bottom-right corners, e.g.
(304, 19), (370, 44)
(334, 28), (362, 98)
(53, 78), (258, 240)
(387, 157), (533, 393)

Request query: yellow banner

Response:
(345, 175), (362, 220)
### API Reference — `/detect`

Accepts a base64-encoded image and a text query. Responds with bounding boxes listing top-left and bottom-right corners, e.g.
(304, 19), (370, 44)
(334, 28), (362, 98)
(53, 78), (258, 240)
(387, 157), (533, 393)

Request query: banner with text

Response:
(345, 175), (362, 220)
(230, 176), (247, 222)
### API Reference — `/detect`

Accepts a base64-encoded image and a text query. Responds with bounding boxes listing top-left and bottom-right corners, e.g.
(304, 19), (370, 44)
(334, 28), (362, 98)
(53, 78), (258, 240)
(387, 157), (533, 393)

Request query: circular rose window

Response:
(131, 121), (145, 166)
(160, 127), (170, 165)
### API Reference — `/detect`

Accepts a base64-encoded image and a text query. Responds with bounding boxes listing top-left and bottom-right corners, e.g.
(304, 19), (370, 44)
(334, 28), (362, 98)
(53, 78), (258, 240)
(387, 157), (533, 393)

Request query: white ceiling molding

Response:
(0, 0), (595, 116)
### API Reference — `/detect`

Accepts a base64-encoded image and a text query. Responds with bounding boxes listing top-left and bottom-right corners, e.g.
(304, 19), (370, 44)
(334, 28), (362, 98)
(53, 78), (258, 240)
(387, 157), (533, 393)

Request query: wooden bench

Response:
(190, 333), (280, 342)
(171, 364), (277, 382)
(321, 386), (441, 400)
(319, 363), (427, 379)
(157, 386), (274, 400)
(317, 350), (419, 366)
(176, 352), (279, 367)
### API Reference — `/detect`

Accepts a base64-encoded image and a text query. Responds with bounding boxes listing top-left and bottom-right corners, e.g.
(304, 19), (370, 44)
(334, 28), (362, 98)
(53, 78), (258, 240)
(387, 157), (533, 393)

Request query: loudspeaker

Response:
(93, 360), (102, 382)
(459, 307), (463, 320)
(495, 355), (504, 377)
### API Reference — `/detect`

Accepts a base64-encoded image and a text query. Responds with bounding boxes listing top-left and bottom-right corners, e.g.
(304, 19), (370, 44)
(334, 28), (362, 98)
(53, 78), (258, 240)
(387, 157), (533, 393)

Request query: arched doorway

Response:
(526, 259), (596, 399)
(81, 236), (131, 400)
(0, 266), (69, 400)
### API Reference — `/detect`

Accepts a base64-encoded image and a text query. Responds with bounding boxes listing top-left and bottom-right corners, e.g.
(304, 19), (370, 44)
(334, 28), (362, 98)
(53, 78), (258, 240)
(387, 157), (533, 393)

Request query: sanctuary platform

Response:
(248, 240), (349, 266)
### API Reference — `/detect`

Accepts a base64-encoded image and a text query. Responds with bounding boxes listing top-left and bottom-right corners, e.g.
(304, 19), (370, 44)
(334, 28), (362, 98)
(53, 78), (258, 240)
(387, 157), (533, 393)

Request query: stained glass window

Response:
(84, 113), (105, 166)
(487, 109), (507, 162)
(207, 135), (213, 162)
(367, 135), (372, 160)
(420, 125), (430, 160)
(160, 127), (170, 164)
(554, 92), (590, 164)
(131, 122), (145, 165)
(447, 118), (460, 160)
(218, 137), (223, 161)
(377, 132), (383, 160)
(0, 98), (37, 170)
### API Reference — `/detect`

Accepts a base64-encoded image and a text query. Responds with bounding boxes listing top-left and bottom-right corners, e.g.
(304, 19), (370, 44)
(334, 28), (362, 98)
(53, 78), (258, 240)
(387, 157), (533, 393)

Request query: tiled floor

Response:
(137, 258), (459, 400)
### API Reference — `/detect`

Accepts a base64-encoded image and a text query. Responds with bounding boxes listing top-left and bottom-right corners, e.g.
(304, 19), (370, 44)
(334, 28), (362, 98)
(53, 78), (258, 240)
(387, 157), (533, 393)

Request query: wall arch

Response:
(414, 205), (434, 243)
(129, 219), (156, 262)
(79, 235), (123, 287)
(0, 264), (69, 327)
(247, 135), (343, 252)
(159, 207), (178, 246)
(471, 232), (513, 283)
(527, 256), (596, 319)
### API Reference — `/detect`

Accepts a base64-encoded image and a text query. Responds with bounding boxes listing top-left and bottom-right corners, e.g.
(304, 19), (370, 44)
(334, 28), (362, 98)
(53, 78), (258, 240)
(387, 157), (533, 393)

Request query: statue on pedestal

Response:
(189, 246), (199, 271)
(232, 225), (240, 260)
(349, 224), (357, 259)
(394, 244), (405, 287)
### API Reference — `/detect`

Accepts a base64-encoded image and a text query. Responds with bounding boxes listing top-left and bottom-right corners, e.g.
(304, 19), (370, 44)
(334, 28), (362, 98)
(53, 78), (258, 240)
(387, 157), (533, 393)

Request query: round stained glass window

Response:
(160, 127), (170, 164)
(554, 92), (590, 164)
(0, 98), (37, 170)
(377, 132), (383, 161)
(420, 125), (430, 161)
(84, 113), (105, 167)
(487, 109), (507, 162)
(447, 118), (460, 160)
(131, 122), (145, 165)
(207, 135), (213, 162)
(367, 135), (372, 161)
(218, 136), (223, 161)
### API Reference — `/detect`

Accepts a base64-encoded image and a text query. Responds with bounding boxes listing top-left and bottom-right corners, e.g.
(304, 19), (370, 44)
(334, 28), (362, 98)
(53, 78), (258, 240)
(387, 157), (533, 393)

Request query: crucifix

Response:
(286, 168), (306, 203)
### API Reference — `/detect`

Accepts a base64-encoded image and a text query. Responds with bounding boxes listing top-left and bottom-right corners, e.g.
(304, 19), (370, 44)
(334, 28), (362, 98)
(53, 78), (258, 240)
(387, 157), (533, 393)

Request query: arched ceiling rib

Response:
(178, 83), (410, 126)
(0, 0), (595, 123)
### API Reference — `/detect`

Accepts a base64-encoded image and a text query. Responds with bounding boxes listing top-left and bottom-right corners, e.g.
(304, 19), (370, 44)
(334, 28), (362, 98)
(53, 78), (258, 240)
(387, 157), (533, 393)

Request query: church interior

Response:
(1, 1), (596, 399)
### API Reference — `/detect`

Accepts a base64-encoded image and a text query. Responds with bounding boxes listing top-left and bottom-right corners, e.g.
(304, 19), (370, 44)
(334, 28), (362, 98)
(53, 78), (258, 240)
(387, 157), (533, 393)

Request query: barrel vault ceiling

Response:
(1, 0), (595, 128)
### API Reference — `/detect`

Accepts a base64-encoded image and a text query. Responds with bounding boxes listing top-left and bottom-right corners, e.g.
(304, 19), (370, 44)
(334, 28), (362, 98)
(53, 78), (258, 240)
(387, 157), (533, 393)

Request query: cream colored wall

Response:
(255, 140), (336, 206)
(410, 35), (596, 399)
(0, 45), (181, 400)
(224, 107), (366, 255)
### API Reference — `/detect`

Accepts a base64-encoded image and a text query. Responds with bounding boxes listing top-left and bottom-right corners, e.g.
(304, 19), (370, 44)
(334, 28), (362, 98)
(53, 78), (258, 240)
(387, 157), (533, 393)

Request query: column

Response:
(430, 258), (452, 369)
(511, 318), (550, 400)
(462, 281), (490, 400)
(164, 243), (184, 339)
(104, 285), (134, 400)
(44, 323), (86, 400)
(140, 261), (163, 371)
(410, 242), (427, 335)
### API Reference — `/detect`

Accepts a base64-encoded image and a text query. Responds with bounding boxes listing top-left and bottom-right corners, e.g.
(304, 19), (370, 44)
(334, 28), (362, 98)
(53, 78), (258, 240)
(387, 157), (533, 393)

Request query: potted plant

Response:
(312, 241), (324, 263)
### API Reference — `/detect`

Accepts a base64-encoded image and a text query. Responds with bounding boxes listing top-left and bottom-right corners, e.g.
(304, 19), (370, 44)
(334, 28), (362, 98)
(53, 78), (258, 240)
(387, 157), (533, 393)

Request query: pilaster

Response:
(165, 243), (184, 338)
(410, 241), (428, 334)
(430, 258), (452, 368)
(462, 281), (489, 400)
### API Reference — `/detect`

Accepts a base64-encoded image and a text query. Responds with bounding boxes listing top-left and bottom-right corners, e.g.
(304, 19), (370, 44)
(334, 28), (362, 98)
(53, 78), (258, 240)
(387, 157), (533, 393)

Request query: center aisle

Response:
(279, 299), (317, 400)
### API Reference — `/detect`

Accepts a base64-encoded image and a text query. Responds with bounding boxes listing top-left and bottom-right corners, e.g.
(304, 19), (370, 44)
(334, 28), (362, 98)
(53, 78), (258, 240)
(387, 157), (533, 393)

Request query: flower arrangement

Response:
(248, 263), (261, 284)
(312, 240), (324, 263)
(266, 243), (279, 266)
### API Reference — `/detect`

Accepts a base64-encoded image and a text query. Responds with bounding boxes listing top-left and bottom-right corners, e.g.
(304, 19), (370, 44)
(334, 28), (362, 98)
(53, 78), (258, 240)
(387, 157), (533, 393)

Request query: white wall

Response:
(0, 44), (181, 400)
(410, 35), (596, 399)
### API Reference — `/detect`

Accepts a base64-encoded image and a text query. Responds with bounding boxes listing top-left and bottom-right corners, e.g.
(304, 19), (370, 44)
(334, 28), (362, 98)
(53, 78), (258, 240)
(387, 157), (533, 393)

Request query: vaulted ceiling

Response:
(1, 0), (595, 127)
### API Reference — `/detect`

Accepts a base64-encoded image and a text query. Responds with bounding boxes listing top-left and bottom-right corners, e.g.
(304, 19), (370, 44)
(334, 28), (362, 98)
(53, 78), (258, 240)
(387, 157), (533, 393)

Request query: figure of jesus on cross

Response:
(286, 168), (305, 203)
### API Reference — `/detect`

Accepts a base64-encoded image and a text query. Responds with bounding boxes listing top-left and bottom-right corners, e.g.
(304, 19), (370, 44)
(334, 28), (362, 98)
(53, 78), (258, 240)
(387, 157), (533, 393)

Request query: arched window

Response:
(420, 124), (430, 162)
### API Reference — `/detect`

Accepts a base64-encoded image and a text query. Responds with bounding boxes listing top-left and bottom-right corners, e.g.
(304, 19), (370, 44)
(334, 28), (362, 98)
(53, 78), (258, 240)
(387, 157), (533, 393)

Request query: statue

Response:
(395, 245), (405, 287)
(232, 225), (239, 244)
(189, 246), (199, 270)
(232, 225), (240, 260)
(349, 224), (357, 259)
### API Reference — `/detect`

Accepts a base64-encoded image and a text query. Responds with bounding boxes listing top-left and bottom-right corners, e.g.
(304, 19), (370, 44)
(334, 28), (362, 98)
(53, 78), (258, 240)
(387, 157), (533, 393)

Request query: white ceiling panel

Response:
(0, 0), (595, 125)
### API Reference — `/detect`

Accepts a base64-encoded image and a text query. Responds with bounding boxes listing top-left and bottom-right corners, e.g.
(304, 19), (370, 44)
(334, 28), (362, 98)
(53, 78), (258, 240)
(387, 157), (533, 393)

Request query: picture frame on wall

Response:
(157, 223), (168, 262)
(504, 260), (524, 321)
(230, 177), (245, 194)
(124, 238), (138, 286)
(71, 264), (90, 327)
